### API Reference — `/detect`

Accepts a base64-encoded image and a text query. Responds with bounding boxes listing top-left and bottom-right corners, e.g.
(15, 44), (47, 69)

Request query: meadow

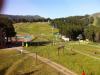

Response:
(13, 22), (100, 75)
(0, 49), (64, 75)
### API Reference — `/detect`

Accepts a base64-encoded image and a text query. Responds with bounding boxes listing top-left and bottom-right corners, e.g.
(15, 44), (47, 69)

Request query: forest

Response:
(51, 14), (100, 42)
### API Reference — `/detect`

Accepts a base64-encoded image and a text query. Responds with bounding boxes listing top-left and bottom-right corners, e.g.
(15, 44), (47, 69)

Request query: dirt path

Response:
(0, 47), (23, 50)
(2, 46), (100, 75)
(74, 49), (100, 60)
(3, 47), (77, 75)
(26, 52), (77, 75)
(86, 44), (100, 52)
(3, 47), (100, 60)
(65, 47), (100, 60)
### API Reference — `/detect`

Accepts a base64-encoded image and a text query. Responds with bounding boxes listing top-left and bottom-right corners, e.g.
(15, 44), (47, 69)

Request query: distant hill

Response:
(91, 12), (100, 26)
(92, 12), (100, 17)
(0, 14), (51, 23)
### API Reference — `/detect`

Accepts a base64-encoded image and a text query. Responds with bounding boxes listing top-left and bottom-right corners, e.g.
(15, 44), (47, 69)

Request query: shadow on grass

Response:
(30, 41), (51, 46)
(0, 41), (51, 49)
(0, 67), (8, 75)
(18, 69), (39, 75)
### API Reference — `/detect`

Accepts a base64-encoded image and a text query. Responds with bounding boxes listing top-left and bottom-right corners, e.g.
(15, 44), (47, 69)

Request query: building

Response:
(16, 34), (33, 42)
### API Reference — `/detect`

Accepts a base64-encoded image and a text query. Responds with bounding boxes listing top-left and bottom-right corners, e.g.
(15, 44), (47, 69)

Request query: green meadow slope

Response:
(92, 13), (100, 26)
(14, 22), (100, 75)
(0, 49), (63, 75)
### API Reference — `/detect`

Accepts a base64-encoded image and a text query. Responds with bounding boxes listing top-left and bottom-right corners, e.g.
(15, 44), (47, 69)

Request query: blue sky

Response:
(2, 0), (100, 18)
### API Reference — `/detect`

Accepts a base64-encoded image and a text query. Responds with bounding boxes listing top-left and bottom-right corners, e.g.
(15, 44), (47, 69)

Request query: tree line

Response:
(1, 14), (51, 23)
(0, 15), (16, 43)
(0, 14), (51, 44)
(0, 14), (51, 48)
(1, 13), (100, 43)
(51, 15), (100, 42)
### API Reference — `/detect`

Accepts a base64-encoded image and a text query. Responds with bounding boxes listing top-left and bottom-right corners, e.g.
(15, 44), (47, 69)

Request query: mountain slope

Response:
(0, 14), (49, 23)
(91, 12), (100, 26)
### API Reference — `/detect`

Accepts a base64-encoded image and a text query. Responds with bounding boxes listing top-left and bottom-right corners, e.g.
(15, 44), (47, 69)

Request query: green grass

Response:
(93, 17), (100, 26)
(0, 50), (26, 75)
(25, 44), (100, 75)
(14, 22), (58, 41)
(64, 41), (100, 58)
(14, 22), (100, 75)
(0, 49), (63, 75)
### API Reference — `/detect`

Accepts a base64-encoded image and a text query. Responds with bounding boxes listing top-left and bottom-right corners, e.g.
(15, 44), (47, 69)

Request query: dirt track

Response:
(3, 47), (77, 75)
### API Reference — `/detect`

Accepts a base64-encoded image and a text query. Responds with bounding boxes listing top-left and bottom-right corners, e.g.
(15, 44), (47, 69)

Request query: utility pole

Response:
(52, 26), (54, 45)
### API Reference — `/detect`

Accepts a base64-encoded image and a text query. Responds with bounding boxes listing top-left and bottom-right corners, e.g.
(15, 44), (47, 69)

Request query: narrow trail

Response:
(26, 52), (77, 75)
(2, 47), (77, 75)
(74, 49), (100, 60)
(86, 44), (100, 52)
(0, 47), (23, 50)
(65, 47), (100, 60)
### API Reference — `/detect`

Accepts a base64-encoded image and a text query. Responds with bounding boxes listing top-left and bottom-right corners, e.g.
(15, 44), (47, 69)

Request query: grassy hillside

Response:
(14, 22), (58, 41)
(0, 49), (63, 75)
(0, 22), (62, 75)
(25, 43), (100, 75)
(92, 13), (100, 26)
(93, 17), (100, 26)
(0, 50), (25, 75)
(14, 22), (58, 35)
(14, 22), (100, 75)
